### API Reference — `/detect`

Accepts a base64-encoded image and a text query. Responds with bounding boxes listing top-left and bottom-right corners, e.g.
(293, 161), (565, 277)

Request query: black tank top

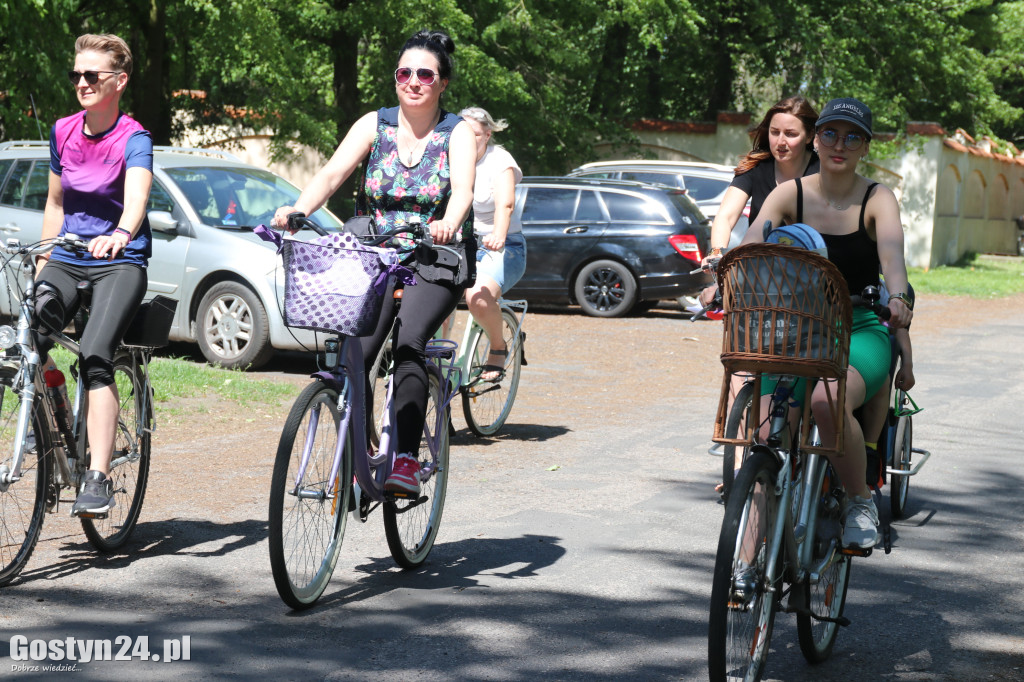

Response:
(795, 178), (880, 295)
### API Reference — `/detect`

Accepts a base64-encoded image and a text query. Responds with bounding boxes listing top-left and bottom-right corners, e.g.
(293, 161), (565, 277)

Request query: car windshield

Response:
(163, 166), (342, 230)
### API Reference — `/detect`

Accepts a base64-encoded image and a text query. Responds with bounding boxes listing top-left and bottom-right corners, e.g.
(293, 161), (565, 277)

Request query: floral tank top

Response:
(360, 106), (473, 248)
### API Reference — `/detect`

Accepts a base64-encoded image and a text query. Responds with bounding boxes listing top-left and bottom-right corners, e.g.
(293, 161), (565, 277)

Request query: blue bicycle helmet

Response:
(764, 222), (828, 257)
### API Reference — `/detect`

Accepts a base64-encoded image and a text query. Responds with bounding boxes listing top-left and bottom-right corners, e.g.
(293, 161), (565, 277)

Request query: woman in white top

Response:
(459, 107), (526, 381)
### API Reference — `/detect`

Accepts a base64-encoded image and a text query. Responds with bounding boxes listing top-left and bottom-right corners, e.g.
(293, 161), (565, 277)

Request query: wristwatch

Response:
(889, 292), (914, 311)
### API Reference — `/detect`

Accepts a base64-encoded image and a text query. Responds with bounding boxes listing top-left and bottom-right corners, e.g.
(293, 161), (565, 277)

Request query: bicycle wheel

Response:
(708, 449), (781, 682)
(797, 463), (852, 662)
(268, 381), (350, 609)
(81, 353), (151, 551)
(720, 381), (754, 504)
(889, 407), (912, 520)
(461, 308), (522, 437)
(0, 366), (50, 586)
(384, 370), (448, 568)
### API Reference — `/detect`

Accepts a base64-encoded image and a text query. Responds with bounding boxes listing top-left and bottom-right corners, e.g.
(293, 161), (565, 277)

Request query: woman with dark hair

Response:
(703, 96), (820, 265)
(40, 33), (153, 516)
(273, 29), (476, 496)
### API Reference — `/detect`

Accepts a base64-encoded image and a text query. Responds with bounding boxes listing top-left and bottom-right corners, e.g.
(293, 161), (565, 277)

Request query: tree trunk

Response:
(129, 0), (171, 144)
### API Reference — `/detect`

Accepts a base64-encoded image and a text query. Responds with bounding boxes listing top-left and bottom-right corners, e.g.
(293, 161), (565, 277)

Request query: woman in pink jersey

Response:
(39, 34), (153, 516)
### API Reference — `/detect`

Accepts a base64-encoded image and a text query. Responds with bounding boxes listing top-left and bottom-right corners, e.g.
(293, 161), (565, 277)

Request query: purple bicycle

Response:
(263, 217), (463, 609)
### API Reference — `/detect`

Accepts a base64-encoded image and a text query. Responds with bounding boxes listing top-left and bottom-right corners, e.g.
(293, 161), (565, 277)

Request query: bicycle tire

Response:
(461, 308), (522, 437)
(708, 449), (781, 682)
(0, 366), (50, 586)
(384, 370), (448, 568)
(889, 409), (912, 519)
(81, 353), (151, 551)
(268, 381), (350, 609)
(720, 381), (755, 504)
(796, 463), (852, 663)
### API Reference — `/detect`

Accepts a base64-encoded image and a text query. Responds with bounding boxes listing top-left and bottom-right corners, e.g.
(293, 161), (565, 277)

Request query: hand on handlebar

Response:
(272, 206), (307, 234)
(88, 232), (129, 261)
(428, 217), (460, 246)
(886, 298), (913, 329)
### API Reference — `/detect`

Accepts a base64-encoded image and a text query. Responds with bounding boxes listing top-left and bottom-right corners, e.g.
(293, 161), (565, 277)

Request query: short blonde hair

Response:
(459, 107), (508, 134)
(75, 34), (133, 78)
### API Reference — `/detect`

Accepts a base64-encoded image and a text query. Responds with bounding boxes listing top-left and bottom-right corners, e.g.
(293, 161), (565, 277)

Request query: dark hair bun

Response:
(399, 29), (456, 79)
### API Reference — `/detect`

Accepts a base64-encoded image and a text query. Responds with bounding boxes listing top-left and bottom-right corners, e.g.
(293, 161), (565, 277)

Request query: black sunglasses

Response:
(68, 70), (120, 86)
(394, 67), (439, 86)
(818, 128), (866, 151)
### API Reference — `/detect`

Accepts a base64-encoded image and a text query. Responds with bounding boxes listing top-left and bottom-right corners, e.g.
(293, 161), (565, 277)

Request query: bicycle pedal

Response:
(73, 511), (109, 520)
(840, 545), (873, 558)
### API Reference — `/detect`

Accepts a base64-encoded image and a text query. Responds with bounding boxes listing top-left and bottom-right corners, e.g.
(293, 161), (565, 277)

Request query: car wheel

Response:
(196, 281), (274, 370)
(573, 259), (637, 318)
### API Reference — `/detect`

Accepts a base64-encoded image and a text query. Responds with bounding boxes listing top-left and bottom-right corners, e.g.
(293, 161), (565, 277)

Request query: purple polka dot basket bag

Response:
(258, 227), (402, 337)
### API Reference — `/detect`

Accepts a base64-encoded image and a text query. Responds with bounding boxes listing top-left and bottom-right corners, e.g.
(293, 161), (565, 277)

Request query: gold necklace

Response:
(400, 111), (440, 165)
(819, 176), (849, 211)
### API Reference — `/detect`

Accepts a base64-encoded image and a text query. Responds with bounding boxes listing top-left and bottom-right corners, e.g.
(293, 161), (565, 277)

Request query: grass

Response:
(49, 347), (296, 409)
(146, 355), (296, 406)
(908, 253), (1024, 298)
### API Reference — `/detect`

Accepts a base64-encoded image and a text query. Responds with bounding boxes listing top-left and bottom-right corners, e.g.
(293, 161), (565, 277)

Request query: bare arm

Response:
(272, 111), (377, 229)
(706, 185), (750, 257)
(870, 186), (913, 328)
(431, 120), (476, 244)
(482, 166), (516, 250)
(37, 172), (64, 268)
(893, 328), (915, 390)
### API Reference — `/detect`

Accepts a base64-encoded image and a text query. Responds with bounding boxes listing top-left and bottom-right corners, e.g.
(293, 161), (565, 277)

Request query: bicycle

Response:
(410, 297), (527, 437)
(0, 234), (171, 586)
(706, 243), (887, 681)
(263, 217), (464, 609)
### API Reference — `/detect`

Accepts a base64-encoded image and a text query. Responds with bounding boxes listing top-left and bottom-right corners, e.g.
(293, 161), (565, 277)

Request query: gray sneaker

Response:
(842, 494), (879, 549)
(72, 470), (114, 516)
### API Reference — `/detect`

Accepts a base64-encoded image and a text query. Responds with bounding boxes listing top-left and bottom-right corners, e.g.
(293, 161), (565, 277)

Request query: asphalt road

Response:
(1, 297), (1022, 681)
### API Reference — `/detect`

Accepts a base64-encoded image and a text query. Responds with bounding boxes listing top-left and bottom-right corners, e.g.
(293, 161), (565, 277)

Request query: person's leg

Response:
(813, 370), (870, 500)
(465, 274), (505, 380)
(73, 264), (146, 514)
(384, 277), (464, 494)
(77, 265), (147, 475)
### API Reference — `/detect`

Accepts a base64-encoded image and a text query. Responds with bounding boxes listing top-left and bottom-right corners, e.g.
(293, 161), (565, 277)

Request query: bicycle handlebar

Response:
(2, 234), (89, 257)
(286, 212), (329, 237)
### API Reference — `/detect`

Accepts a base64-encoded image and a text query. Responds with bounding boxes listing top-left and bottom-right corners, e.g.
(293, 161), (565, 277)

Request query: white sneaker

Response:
(842, 495), (880, 549)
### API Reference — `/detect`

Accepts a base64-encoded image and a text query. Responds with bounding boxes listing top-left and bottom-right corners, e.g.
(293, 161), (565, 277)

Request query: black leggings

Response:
(360, 275), (465, 454)
(36, 261), (147, 389)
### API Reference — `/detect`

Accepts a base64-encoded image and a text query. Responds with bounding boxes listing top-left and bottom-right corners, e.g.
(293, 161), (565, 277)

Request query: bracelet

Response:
(113, 227), (132, 240)
(709, 247), (723, 257)
(889, 292), (914, 311)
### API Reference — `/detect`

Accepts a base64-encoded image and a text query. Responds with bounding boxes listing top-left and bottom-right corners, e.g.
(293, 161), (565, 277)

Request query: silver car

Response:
(0, 141), (341, 369)
(567, 160), (750, 249)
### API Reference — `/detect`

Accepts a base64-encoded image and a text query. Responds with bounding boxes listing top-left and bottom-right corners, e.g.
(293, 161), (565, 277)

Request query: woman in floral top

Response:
(273, 29), (476, 496)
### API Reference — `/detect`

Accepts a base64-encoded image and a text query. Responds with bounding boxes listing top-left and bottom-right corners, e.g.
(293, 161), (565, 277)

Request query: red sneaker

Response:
(385, 453), (421, 495)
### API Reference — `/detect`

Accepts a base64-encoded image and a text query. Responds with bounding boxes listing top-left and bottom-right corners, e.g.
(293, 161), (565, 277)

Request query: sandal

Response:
(480, 348), (507, 382)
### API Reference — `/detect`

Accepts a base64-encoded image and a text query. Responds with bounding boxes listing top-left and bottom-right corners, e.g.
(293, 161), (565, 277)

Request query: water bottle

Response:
(44, 367), (75, 456)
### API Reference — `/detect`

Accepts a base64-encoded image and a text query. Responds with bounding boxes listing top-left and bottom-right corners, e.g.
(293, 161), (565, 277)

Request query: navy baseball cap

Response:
(816, 98), (873, 138)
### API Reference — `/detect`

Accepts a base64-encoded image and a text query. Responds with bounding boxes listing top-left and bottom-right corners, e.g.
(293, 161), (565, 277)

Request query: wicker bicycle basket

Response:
(716, 243), (852, 378)
(712, 243), (854, 455)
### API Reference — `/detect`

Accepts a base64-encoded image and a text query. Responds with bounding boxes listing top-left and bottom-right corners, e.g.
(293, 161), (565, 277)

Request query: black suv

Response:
(505, 177), (712, 317)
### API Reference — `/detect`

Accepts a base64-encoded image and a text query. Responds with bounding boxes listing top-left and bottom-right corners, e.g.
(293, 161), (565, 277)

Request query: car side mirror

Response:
(148, 210), (179, 235)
